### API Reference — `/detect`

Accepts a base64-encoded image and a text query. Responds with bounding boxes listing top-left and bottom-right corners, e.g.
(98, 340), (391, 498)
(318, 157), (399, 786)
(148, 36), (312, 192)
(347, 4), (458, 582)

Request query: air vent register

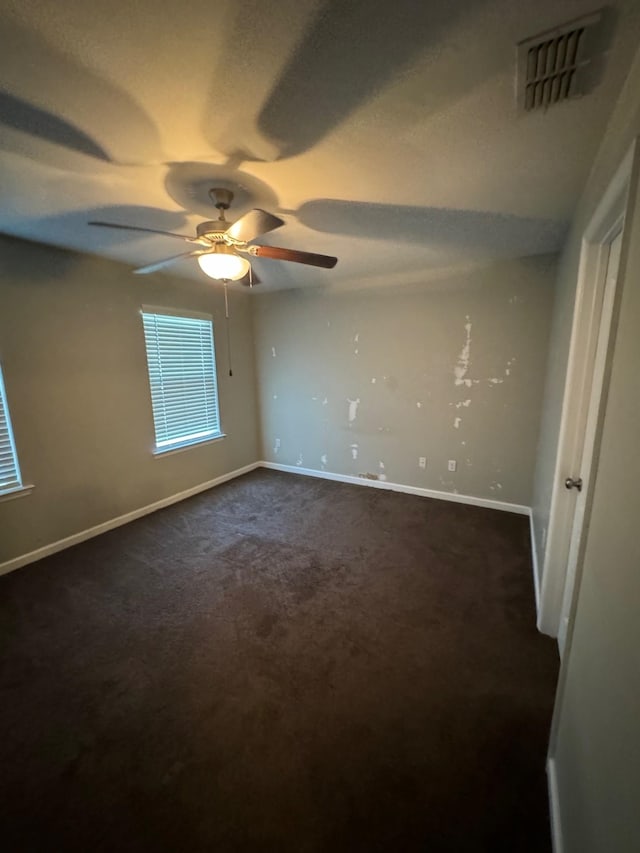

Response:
(517, 10), (605, 112)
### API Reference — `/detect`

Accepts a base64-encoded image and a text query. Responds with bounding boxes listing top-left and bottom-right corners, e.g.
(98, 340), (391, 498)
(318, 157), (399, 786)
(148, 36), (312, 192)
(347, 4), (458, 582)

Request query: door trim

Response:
(537, 138), (638, 640)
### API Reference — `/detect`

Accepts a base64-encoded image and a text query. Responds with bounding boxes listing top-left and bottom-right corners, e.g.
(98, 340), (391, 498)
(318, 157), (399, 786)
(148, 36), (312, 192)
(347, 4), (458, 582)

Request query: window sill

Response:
(152, 434), (226, 458)
(0, 484), (35, 504)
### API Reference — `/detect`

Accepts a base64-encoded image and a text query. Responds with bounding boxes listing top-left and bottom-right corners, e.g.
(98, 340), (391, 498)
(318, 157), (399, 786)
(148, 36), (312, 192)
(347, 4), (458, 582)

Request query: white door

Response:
(537, 142), (637, 641)
(557, 228), (623, 655)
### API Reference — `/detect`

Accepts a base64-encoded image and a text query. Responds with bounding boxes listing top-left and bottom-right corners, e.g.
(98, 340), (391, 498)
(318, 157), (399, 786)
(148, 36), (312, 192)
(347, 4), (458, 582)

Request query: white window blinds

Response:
(0, 363), (23, 494)
(141, 310), (222, 452)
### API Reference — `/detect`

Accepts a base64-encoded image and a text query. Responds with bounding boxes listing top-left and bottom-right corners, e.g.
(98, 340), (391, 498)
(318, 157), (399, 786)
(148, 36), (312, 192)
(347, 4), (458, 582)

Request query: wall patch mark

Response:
(454, 318), (474, 387)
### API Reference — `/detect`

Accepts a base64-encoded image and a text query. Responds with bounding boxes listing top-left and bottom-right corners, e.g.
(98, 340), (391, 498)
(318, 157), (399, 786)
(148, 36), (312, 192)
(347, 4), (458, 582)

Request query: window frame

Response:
(140, 306), (224, 456)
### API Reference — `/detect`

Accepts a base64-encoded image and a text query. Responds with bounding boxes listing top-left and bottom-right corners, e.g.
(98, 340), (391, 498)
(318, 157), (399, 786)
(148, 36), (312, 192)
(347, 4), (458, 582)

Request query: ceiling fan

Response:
(88, 188), (338, 284)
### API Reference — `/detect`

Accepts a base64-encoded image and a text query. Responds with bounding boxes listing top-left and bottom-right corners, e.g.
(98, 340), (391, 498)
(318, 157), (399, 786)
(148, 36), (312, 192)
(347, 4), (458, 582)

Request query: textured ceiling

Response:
(0, 0), (639, 291)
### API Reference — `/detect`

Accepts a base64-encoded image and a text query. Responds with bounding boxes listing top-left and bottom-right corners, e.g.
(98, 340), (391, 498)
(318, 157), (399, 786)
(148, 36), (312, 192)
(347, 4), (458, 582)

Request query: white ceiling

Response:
(0, 0), (638, 291)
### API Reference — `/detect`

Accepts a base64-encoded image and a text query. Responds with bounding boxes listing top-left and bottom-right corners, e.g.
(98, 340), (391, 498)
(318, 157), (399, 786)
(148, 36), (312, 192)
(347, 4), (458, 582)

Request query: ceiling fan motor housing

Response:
(196, 220), (229, 240)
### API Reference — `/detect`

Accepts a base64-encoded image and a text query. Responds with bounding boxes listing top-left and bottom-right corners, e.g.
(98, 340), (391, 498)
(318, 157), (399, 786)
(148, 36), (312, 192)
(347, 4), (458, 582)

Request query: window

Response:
(141, 308), (222, 453)
(0, 362), (23, 495)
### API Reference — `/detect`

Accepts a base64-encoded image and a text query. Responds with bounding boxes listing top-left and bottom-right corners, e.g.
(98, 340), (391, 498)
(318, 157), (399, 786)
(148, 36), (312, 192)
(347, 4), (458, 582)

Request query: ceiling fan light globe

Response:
(197, 252), (250, 281)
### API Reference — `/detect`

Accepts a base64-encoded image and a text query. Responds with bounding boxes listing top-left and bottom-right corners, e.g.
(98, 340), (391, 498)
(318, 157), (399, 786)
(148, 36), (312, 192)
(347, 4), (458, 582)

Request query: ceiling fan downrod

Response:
(208, 187), (233, 219)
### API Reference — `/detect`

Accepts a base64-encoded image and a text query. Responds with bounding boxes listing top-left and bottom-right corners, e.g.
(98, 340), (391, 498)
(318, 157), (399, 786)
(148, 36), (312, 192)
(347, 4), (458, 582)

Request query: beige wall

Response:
(537, 41), (640, 853)
(253, 255), (556, 507)
(0, 235), (259, 566)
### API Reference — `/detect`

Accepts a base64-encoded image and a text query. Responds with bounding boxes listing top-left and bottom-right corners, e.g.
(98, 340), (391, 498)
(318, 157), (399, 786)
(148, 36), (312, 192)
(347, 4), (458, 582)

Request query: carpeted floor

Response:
(0, 469), (559, 852)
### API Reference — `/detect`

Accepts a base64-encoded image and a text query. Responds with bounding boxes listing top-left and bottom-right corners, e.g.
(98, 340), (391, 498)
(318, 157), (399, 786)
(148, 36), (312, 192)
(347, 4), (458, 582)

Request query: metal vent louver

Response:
(517, 10), (603, 112)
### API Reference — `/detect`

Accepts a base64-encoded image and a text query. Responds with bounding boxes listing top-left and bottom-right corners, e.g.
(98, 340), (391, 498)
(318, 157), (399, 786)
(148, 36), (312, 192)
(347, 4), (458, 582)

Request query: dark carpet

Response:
(0, 469), (559, 852)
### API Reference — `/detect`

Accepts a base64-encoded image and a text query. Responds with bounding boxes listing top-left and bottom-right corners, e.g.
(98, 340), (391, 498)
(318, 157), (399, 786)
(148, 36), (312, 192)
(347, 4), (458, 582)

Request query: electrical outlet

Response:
(448, 459), (457, 472)
(419, 457), (427, 469)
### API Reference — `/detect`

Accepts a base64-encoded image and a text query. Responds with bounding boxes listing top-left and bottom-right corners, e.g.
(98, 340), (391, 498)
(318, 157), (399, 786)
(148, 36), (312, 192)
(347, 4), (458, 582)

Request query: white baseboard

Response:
(0, 462), (260, 578)
(0, 460), (534, 578)
(547, 757), (564, 853)
(529, 510), (541, 611)
(260, 461), (530, 515)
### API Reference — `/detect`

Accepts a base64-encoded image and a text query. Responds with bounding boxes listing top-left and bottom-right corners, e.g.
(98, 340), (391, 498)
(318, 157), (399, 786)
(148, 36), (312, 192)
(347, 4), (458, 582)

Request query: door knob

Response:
(565, 477), (583, 492)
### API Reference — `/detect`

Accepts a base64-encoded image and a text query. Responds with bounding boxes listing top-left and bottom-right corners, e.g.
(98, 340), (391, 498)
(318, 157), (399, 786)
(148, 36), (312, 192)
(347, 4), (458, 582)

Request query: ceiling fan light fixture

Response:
(197, 245), (250, 281)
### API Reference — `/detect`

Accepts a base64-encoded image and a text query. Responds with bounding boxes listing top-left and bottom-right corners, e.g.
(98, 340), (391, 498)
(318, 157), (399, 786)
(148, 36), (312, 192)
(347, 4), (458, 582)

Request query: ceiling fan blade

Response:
(252, 244), (338, 269)
(89, 221), (203, 244)
(133, 250), (208, 275)
(226, 209), (284, 243)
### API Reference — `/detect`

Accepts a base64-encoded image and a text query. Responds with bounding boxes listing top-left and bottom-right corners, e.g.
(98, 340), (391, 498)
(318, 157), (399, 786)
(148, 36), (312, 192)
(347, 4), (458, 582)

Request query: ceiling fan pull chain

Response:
(224, 282), (233, 377)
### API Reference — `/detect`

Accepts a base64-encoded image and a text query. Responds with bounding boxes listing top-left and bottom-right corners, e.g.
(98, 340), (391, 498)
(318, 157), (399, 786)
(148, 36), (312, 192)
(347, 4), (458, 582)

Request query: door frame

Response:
(537, 138), (638, 641)
(556, 227), (623, 655)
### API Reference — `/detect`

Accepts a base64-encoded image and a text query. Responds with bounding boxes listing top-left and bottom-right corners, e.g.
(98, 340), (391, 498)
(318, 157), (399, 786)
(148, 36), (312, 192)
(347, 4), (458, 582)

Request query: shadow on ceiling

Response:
(0, 91), (110, 162)
(3, 206), (188, 271)
(0, 205), (199, 286)
(292, 198), (568, 257)
(0, 15), (164, 167)
(206, 0), (496, 164)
